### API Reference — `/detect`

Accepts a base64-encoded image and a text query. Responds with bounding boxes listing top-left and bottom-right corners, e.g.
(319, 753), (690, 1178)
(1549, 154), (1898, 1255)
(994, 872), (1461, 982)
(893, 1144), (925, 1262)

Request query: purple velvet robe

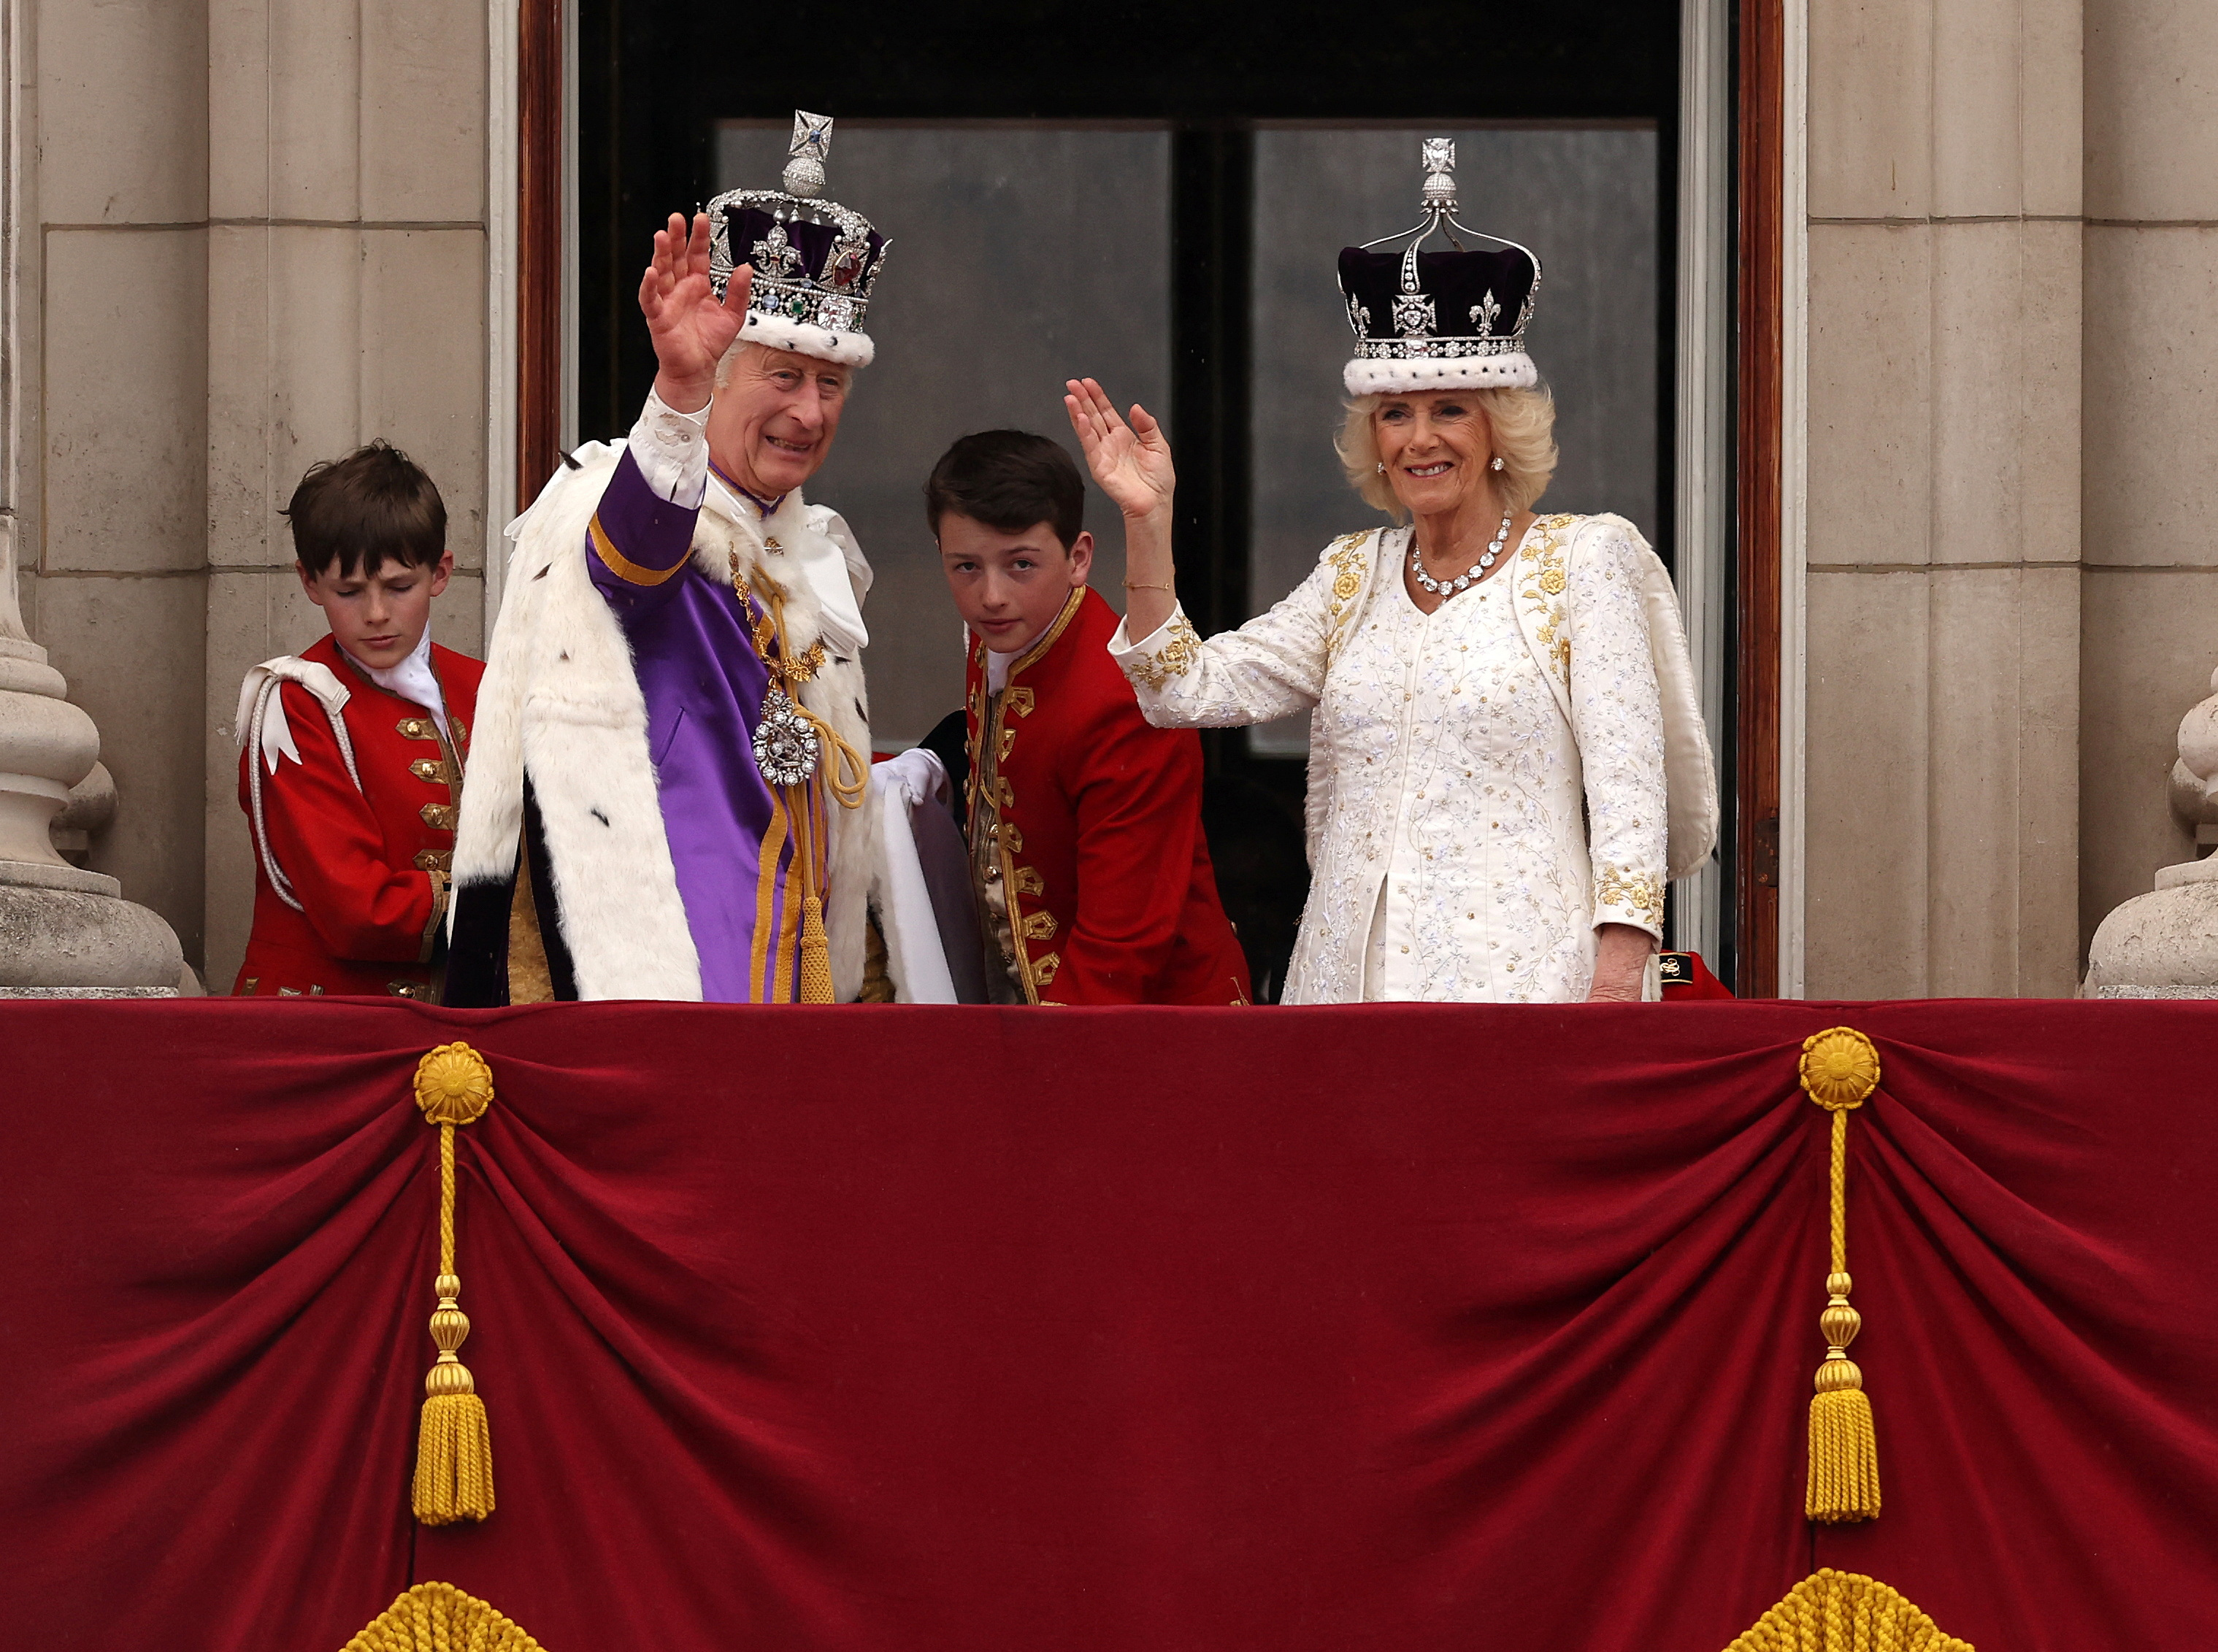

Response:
(587, 449), (818, 1002)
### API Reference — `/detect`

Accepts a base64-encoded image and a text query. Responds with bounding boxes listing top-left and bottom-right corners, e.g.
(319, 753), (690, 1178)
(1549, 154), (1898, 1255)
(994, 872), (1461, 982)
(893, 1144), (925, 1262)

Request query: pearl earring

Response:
(1489, 456), (1505, 472)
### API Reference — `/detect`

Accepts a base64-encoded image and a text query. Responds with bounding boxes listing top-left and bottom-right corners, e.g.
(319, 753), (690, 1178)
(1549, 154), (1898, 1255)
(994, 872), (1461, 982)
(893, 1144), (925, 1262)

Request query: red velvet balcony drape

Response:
(4, 999), (2214, 1651)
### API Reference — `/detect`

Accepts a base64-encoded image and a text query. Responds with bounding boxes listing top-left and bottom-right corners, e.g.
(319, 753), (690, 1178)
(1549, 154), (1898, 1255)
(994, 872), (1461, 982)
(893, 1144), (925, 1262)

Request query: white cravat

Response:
(346, 626), (450, 740)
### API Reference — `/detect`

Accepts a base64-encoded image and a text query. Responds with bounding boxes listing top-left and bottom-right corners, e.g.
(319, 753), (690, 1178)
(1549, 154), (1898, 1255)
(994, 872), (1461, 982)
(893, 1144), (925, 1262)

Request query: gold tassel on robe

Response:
(1798, 1027), (1884, 1523)
(409, 1042), (497, 1524)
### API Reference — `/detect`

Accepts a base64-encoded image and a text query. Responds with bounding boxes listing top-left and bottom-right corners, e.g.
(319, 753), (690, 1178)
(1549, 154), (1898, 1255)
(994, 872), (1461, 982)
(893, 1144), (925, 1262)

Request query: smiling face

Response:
(937, 513), (1094, 656)
(707, 344), (852, 499)
(1373, 391), (1497, 520)
(297, 548), (453, 672)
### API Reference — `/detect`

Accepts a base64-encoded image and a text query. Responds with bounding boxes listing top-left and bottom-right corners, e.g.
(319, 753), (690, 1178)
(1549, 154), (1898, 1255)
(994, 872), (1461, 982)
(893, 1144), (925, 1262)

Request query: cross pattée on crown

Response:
(791, 111), (834, 163)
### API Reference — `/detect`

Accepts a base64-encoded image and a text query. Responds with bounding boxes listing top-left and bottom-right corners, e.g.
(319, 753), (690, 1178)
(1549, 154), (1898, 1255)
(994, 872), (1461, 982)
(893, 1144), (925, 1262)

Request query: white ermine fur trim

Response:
(739, 311), (875, 368)
(455, 450), (879, 1001)
(1342, 353), (1537, 395)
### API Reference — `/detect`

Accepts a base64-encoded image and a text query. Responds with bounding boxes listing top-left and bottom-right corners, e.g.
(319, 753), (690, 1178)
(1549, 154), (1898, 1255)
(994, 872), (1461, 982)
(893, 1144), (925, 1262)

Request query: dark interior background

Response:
(576, 0), (1692, 1000)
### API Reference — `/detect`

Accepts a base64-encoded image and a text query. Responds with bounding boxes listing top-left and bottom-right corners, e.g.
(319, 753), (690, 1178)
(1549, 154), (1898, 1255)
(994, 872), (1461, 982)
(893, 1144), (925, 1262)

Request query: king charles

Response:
(448, 112), (891, 1003)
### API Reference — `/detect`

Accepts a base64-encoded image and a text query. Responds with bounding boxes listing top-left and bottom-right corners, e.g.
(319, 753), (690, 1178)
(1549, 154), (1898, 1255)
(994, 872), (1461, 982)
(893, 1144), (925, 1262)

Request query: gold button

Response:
(420, 803), (458, 830)
(413, 848), (452, 872)
(410, 757), (449, 782)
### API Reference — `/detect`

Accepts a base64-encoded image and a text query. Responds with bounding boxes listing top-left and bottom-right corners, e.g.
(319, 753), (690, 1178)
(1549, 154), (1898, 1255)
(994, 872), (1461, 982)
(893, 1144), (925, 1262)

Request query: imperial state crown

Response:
(707, 110), (890, 368)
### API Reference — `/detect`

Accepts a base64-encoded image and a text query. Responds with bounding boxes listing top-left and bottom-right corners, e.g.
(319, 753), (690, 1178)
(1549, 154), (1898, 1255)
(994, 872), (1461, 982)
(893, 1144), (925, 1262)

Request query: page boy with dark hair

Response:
(231, 441), (483, 998)
(924, 429), (1250, 1005)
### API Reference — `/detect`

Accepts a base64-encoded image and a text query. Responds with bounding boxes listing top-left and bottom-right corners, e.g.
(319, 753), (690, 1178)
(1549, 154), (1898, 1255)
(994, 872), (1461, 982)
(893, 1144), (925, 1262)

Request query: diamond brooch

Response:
(753, 688), (821, 785)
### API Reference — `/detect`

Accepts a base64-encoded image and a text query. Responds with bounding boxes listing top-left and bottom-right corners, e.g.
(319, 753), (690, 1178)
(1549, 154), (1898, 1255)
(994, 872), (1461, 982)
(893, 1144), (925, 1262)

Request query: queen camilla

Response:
(1067, 139), (1716, 1006)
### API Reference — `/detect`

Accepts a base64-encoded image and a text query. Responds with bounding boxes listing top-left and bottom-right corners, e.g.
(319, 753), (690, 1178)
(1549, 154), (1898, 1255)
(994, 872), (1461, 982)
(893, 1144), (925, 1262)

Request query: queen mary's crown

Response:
(706, 110), (889, 369)
(1338, 137), (1541, 396)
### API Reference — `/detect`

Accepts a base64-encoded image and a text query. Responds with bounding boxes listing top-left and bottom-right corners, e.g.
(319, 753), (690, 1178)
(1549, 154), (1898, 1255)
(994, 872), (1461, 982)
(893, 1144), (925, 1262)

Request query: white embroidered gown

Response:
(1110, 514), (1669, 1004)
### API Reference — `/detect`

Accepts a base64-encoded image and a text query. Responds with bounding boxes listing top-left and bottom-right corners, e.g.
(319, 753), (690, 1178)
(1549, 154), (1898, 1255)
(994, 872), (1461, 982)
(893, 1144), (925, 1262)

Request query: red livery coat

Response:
(233, 634), (483, 998)
(964, 586), (1251, 1006)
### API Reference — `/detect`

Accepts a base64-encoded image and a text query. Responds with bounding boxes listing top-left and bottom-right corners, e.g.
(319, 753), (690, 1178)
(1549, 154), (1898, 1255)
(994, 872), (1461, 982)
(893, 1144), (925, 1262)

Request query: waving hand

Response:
(640, 212), (753, 413)
(1064, 378), (1175, 522)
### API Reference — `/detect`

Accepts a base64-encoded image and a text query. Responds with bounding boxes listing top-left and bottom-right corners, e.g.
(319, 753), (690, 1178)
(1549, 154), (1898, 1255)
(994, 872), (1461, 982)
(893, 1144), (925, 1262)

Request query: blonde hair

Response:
(1335, 385), (1558, 520)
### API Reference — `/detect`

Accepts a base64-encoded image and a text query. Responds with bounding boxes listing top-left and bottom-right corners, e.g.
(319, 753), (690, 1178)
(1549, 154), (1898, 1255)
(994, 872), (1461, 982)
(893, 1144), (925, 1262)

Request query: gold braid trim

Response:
(410, 1044), (496, 1525)
(342, 1582), (545, 1651)
(1799, 1027), (1884, 1523)
(1724, 1569), (1973, 1652)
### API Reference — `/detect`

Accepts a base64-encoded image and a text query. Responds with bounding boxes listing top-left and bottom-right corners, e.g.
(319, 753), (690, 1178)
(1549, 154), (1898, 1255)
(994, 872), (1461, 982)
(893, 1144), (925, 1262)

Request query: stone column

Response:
(0, 0), (180, 991)
(1803, 0), (2084, 996)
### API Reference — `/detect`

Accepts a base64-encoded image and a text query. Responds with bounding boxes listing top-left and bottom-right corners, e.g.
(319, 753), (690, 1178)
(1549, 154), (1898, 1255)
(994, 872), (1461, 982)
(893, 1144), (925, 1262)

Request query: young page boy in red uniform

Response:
(231, 442), (483, 998)
(926, 431), (1250, 1005)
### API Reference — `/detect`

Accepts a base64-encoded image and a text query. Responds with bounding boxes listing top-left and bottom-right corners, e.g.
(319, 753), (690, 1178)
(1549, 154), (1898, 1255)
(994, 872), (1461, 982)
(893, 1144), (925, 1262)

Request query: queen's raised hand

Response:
(1064, 378), (1175, 523)
(640, 211), (753, 415)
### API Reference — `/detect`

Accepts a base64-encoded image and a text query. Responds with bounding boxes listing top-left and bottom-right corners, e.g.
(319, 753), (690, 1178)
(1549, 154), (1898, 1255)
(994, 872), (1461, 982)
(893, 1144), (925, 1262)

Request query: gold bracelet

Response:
(1123, 577), (1176, 591)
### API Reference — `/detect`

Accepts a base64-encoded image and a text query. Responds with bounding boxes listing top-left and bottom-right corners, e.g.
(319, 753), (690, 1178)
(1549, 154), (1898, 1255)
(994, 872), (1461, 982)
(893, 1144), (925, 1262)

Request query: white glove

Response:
(874, 746), (950, 809)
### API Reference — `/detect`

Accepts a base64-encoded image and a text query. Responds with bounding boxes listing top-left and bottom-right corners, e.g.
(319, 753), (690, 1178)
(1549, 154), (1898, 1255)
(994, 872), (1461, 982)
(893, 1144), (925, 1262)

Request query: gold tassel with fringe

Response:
(1799, 1027), (1884, 1523)
(342, 1580), (545, 1651)
(410, 1043), (496, 1525)
(1724, 1567), (1973, 1651)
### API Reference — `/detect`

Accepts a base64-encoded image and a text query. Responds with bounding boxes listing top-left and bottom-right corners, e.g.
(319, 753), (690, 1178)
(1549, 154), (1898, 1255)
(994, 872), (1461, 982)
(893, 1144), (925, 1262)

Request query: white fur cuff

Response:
(1343, 353), (1537, 395)
(740, 312), (876, 368)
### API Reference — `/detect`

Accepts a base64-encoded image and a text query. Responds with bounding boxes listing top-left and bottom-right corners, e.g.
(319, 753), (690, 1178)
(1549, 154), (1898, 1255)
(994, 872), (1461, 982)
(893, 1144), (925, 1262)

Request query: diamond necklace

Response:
(1410, 510), (1516, 597)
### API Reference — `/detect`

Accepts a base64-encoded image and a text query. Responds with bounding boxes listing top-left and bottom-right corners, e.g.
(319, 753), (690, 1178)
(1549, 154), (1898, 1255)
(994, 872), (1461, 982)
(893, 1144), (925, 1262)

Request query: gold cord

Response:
(1799, 1027), (1884, 1523)
(732, 562), (861, 999)
(410, 1044), (496, 1524)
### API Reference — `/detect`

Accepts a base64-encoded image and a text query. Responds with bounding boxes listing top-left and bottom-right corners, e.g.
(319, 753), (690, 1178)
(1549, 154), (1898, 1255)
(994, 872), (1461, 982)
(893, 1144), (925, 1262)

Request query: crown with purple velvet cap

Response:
(1338, 137), (1542, 396)
(705, 111), (889, 369)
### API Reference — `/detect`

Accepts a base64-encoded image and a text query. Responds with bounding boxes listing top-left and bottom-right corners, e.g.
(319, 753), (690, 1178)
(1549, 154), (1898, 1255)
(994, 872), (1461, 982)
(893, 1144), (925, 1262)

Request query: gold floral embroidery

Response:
(1595, 863), (1665, 926)
(1324, 531), (1374, 659)
(1517, 515), (1578, 680)
(1124, 613), (1202, 691)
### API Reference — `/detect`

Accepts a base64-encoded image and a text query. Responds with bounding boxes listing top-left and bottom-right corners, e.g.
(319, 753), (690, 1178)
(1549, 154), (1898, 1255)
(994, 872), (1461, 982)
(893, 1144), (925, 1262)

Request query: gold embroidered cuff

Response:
(1593, 864), (1665, 934)
(1119, 612), (1201, 692)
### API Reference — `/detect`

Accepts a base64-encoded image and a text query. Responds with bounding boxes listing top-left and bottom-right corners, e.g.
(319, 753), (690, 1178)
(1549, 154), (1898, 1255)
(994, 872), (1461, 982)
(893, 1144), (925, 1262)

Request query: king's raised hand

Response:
(640, 212), (752, 415)
(1064, 378), (1175, 523)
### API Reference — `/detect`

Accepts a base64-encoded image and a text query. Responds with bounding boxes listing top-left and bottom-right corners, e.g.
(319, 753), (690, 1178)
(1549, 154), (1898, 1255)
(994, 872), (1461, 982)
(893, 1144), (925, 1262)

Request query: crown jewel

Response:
(705, 110), (889, 368)
(1336, 137), (1542, 395)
